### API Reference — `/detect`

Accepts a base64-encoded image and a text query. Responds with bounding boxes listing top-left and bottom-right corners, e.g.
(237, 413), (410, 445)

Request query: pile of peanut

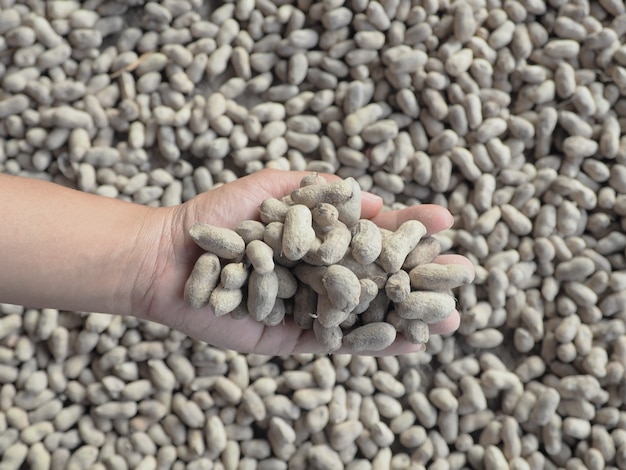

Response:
(184, 174), (473, 352)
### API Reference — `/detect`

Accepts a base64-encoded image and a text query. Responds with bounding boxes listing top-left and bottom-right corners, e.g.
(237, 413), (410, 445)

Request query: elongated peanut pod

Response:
(275, 265), (298, 299)
(189, 223), (246, 259)
(340, 311), (358, 329)
(247, 270), (279, 321)
(293, 264), (328, 295)
(395, 291), (456, 323)
(378, 220), (427, 273)
(350, 220), (382, 265)
(353, 278), (379, 314)
(293, 284), (317, 329)
(220, 262), (248, 289)
(313, 319), (343, 352)
(210, 287), (244, 316)
(338, 253), (388, 289)
(385, 270), (411, 303)
(184, 253), (221, 309)
(316, 222), (351, 265)
(322, 265), (361, 312)
(312, 203), (339, 231)
(282, 204), (316, 261)
(336, 177), (361, 228)
(291, 179), (353, 208)
(264, 222), (298, 267)
(403, 236), (441, 269)
(246, 240), (275, 274)
(260, 197), (291, 224)
(236, 220), (265, 244)
(343, 322), (397, 352)
(387, 310), (429, 344)
(316, 294), (351, 329)
(409, 263), (474, 290)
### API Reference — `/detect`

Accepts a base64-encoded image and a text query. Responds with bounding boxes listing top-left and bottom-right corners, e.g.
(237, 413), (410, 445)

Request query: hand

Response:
(135, 169), (474, 355)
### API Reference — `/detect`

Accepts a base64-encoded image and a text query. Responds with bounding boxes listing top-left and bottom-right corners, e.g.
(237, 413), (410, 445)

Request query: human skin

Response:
(0, 169), (474, 355)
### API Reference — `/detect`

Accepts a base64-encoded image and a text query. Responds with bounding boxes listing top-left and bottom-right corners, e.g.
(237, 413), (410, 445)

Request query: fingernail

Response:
(362, 191), (383, 205)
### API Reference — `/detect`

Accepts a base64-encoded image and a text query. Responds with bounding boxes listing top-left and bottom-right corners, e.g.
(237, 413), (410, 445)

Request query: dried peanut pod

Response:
(395, 292), (456, 323)
(388, 311), (430, 344)
(314, 222), (352, 265)
(335, 177), (362, 228)
(235, 220), (265, 243)
(275, 265), (298, 299)
(293, 284), (317, 329)
(293, 264), (328, 295)
(361, 290), (391, 324)
(247, 270), (279, 321)
(189, 223), (246, 259)
(246, 240), (275, 274)
(220, 262), (248, 289)
(209, 287), (244, 317)
(291, 179), (353, 208)
(230, 301), (249, 320)
(282, 204), (316, 261)
(312, 203), (339, 231)
(340, 311), (358, 329)
(264, 298), (286, 326)
(343, 322), (397, 352)
(385, 270), (411, 303)
(260, 198), (291, 224)
(300, 172), (328, 187)
(354, 278), (379, 314)
(409, 264), (474, 290)
(338, 253), (388, 289)
(322, 265), (362, 312)
(313, 319), (343, 352)
(316, 295), (352, 329)
(403, 236), (442, 270)
(378, 220), (427, 273)
(184, 253), (221, 309)
(350, 219), (383, 265)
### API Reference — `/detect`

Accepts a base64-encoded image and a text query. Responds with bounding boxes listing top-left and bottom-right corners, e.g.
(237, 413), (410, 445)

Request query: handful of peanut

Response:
(184, 174), (473, 352)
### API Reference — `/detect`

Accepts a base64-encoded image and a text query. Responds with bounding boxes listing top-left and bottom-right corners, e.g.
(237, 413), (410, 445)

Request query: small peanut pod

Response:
(264, 222), (298, 267)
(246, 240), (275, 274)
(361, 290), (391, 324)
(316, 295), (352, 329)
(354, 278), (379, 314)
(210, 287), (244, 316)
(343, 322), (397, 352)
(395, 291), (456, 323)
(300, 172), (328, 187)
(378, 220), (427, 273)
(312, 203), (339, 231)
(189, 223), (246, 259)
(275, 265), (298, 298)
(409, 264), (474, 291)
(184, 253), (221, 309)
(264, 298), (286, 326)
(403, 236), (442, 270)
(247, 270), (279, 321)
(291, 179), (354, 208)
(335, 177), (362, 228)
(293, 264), (328, 295)
(313, 319), (343, 352)
(282, 204), (317, 260)
(220, 262), (248, 289)
(322, 264), (362, 312)
(293, 284), (317, 329)
(387, 311), (430, 344)
(260, 198), (291, 224)
(350, 219), (382, 265)
(310, 222), (352, 265)
(236, 220), (265, 243)
(385, 270), (411, 303)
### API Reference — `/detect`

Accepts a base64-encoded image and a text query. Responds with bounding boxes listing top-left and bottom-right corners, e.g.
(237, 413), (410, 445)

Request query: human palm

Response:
(138, 169), (473, 355)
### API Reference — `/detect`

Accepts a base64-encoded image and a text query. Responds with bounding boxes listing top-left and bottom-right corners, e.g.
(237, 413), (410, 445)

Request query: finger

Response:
(370, 204), (454, 234)
(429, 310), (461, 335)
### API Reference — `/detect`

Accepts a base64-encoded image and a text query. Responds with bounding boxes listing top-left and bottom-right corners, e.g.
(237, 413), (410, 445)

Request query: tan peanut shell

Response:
(343, 322), (397, 352)
(291, 179), (353, 208)
(351, 219), (383, 265)
(395, 291), (457, 323)
(402, 236), (442, 269)
(184, 253), (221, 309)
(322, 265), (362, 312)
(354, 278), (379, 314)
(293, 284), (317, 329)
(259, 197), (291, 224)
(335, 177), (362, 228)
(235, 220), (265, 244)
(246, 240), (275, 274)
(189, 223), (246, 259)
(274, 265), (298, 299)
(282, 204), (316, 260)
(378, 220), (427, 273)
(409, 263), (474, 290)
(311, 203), (339, 230)
(209, 287), (244, 316)
(385, 270), (411, 303)
(247, 270), (279, 321)
(263, 298), (286, 326)
(316, 294), (351, 329)
(313, 319), (343, 352)
(220, 262), (248, 290)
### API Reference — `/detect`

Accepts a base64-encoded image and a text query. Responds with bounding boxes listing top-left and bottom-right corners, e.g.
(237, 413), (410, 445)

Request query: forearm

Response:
(0, 174), (162, 316)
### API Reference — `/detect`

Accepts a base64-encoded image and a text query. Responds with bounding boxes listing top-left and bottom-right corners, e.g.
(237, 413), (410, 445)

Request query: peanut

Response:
(184, 253), (221, 309)
(189, 223), (246, 259)
(343, 322), (397, 352)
